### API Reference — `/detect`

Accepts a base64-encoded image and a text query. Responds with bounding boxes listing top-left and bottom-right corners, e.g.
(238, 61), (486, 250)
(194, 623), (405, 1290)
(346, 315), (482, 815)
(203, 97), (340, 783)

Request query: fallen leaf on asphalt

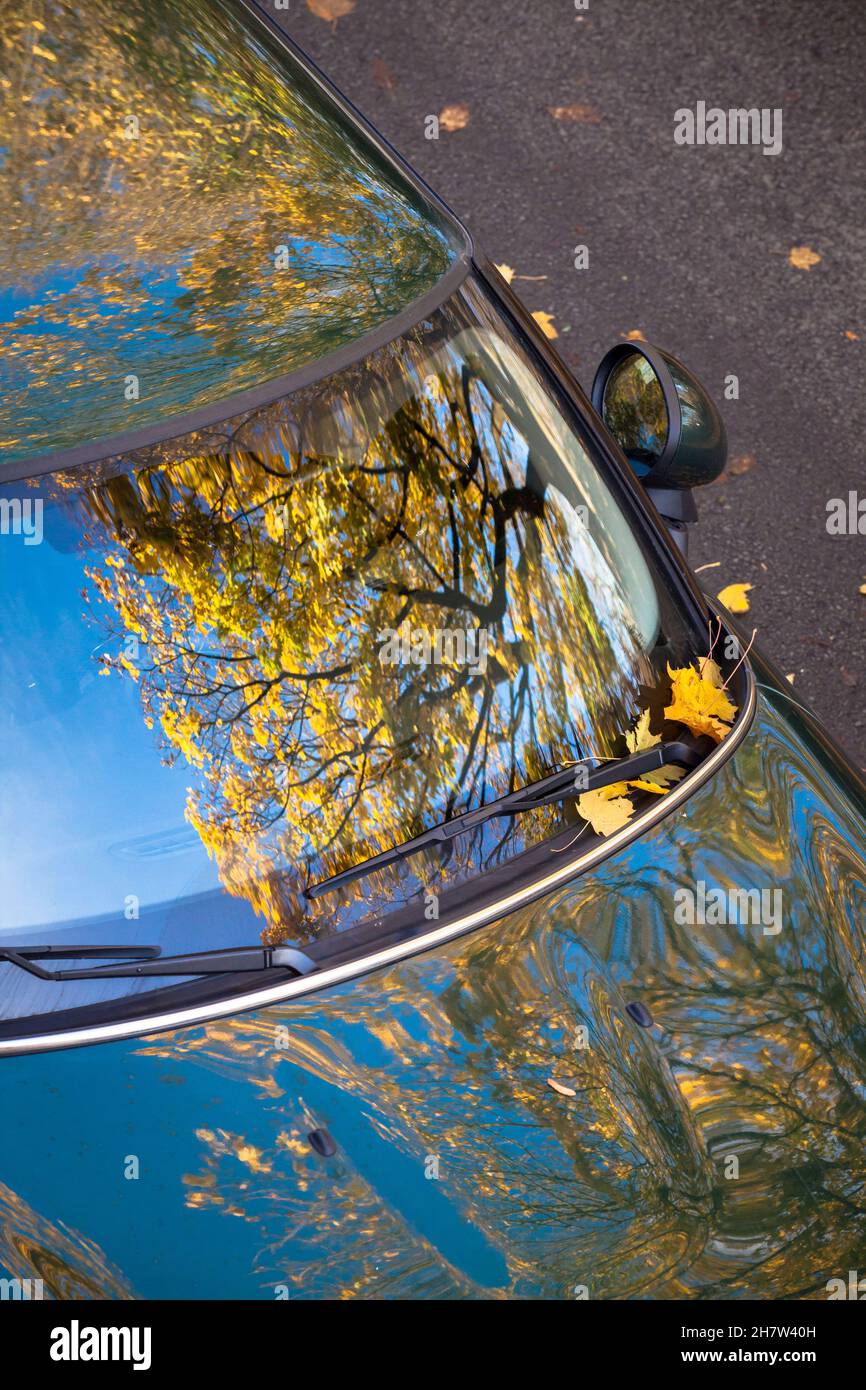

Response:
(547, 1078), (577, 1097)
(532, 310), (558, 339)
(717, 581), (753, 613)
(576, 784), (635, 836)
(372, 57), (397, 92)
(859, 581), (866, 595)
(788, 245), (822, 270)
(438, 102), (470, 132)
(665, 663), (738, 743)
(623, 328), (647, 341)
(728, 453), (757, 477)
(307, 0), (356, 22)
(841, 666), (858, 689)
(845, 330), (860, 341)
(694, 561), (721, 573)
(495, 263), (515, 283)
(548, 103), (601, 123)
(786, 672), (796, 683)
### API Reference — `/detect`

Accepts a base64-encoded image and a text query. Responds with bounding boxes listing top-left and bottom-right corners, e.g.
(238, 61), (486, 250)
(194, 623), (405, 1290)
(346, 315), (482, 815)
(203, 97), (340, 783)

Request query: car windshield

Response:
(0, 0), (460, 470)
(0, 272), (709, 1023)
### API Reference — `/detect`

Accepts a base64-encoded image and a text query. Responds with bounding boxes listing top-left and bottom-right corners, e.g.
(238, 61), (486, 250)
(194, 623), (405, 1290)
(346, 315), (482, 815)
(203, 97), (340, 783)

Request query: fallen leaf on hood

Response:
(625, 707), (659, 753)
(548, 103), (601, 123)
(788, 245), (822, 270)
(577, 784), (634, 836)
(532, 310), (558, 339)
(717, 581), (753, 613)
(495, 263), (516, 284)
(630, 765), (686, 796)
(307, 0), (356, 22)
(697, 655), (724, 687)
(547, 1078), (576, 1097)
(664, 663), (738, 743)
(439, 102), (470, 132)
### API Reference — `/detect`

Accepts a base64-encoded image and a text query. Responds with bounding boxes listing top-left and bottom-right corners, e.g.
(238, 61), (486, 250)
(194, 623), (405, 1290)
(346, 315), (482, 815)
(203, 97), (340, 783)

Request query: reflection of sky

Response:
(0, 496), (220, 933)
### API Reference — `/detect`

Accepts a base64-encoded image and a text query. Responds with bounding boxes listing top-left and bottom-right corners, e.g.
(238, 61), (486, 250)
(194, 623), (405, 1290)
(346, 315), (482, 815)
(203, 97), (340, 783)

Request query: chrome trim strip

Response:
(0, 663), (757, 1056)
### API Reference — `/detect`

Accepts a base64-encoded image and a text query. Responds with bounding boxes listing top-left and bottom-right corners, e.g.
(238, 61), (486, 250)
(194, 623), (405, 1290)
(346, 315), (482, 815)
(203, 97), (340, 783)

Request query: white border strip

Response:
(0, 668), (756, 1056)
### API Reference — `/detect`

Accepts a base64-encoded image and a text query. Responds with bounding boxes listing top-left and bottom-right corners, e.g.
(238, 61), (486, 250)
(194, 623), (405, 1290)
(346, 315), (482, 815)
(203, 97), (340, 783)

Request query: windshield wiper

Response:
(0, 943), (317, 982)
(307, 740), (701, 900)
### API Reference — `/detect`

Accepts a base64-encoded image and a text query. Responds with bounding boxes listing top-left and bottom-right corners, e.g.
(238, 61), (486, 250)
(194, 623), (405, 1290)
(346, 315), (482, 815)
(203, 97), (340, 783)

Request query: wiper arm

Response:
(307, 740), (701, 900)
(0, 942), (317, 982)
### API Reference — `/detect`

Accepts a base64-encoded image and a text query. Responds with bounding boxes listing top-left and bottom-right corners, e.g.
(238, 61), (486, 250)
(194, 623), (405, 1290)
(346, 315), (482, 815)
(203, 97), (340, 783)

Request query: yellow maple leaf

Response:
(664, 663), (737, 744)
(717, 581), (753, 613)
(629, 765), (686, 795)
(438, 102), (470, 132)
(788, 245), (822, 270)
(625, 707), (659, 753)
(495, 263), (516, 284)
(577, 783), (634, 836)
(532, 310), (558, 339)
(697, 655), (723, 687)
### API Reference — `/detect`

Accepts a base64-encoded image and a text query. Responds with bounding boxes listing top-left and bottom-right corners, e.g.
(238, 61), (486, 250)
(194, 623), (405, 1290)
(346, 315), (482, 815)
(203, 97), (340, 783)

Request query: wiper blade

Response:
(0, 942), (317, 982)
(307, 740), (701, 900)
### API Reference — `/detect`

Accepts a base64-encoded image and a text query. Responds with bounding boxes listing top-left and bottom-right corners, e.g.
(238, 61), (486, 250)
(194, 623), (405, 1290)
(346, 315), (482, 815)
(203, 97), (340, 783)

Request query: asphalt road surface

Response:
(275, 0), (866, 763)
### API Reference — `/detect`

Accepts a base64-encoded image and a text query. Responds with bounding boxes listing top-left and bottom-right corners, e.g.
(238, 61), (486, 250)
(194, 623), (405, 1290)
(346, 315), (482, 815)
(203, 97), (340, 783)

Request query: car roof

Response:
(0, 0), (468, 475)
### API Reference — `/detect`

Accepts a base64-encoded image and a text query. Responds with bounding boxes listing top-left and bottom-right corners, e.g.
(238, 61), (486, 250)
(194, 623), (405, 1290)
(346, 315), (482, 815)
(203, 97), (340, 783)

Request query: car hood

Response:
(1, 669), (866, 1299)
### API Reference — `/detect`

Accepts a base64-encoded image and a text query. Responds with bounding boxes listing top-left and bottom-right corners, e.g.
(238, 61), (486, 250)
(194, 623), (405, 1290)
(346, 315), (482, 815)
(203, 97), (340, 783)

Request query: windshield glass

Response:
(0, 273), (709, 1020)
(0, 0), (459, 470)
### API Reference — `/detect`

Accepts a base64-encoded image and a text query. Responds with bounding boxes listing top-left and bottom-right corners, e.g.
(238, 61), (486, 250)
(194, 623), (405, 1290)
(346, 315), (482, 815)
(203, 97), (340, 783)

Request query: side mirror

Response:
(591, 342), (727, 554)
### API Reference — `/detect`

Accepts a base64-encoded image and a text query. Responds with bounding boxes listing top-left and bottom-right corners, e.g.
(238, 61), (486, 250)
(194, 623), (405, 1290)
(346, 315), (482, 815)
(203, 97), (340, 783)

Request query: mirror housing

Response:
(591, 342), (727, 554)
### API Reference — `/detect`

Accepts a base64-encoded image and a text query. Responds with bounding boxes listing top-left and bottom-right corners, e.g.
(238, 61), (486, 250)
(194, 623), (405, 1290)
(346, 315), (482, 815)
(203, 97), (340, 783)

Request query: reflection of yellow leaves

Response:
(307, 0), (356, 21)
(625, 708), (659, 753)
(547, 1078), (576, 1097)
(31, 43), (57, 62)
(439, 103), (470, 132)
(577, 784), (634, 836)
(664, 663), (737, 743)
(788, 245), (822, 270)
(531, 310), (558, 339)
(717, 581), (752, 613)
(548, 103), (601, 123)
(495, 263), (515, 284)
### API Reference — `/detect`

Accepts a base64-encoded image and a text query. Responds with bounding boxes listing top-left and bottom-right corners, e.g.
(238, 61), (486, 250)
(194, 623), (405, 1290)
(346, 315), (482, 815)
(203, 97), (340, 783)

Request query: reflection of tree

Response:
(137, 714), (866, 1298)
(75, 319), (648, 940)
(0, 0), (452, 461)
(0, 1179), (136, 1300)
